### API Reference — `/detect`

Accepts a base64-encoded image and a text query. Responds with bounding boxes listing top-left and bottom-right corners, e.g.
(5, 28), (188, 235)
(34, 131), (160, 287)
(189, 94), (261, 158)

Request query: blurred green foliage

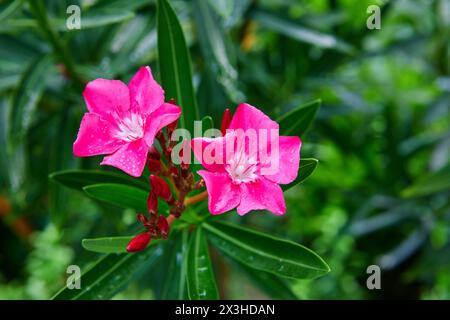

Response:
(0, 0), (449, 299)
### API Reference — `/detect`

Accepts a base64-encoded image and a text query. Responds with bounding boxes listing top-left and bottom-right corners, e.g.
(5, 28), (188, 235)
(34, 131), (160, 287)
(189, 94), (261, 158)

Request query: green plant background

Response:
(0, 0), (449, 299)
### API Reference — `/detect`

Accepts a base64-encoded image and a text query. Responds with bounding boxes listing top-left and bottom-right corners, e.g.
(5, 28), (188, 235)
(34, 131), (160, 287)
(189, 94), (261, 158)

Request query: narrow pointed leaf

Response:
(8, 55), (54, 150)
(155, 231), (189, 299)
(83, 183), (148, 212)
(157, 0), (199, 133)
(52, 242), (163, 300)
(204, 221), (330, 279)
(282, 158), (318, 191)
(82, 236), (134, 254)
(278, 99), (321, 137)
(186, 227), (219, 300)
(49, 169), (149, 191)
(236, 261), (298, 299)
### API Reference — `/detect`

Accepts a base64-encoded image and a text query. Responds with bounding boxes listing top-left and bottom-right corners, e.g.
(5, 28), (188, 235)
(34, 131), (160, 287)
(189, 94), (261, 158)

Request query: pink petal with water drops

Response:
(237, 177), (286, 216)
(100, 139), (148, 177)
(228, 103), (279, 134)
(191, 137), (227, 173)
(144, 102), (181, 146)
(83, 79), (130, 116)
(198, 170), (241, 214)
(73, 113), (125, 156)
(128, 66), (165, 115)
(262, 136), (301, 184)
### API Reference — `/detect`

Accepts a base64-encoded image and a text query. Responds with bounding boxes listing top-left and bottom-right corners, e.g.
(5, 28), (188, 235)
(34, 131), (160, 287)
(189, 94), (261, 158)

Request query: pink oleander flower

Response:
(192, 103), (301, 216)
(73, 66), (181, 177)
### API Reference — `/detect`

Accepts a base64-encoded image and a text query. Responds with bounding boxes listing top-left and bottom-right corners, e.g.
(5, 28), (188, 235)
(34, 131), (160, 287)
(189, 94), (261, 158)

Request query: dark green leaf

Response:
(157, 0), (199, 133)
(52, 241), (163, 300)
(82, 236), (134, 254)
(204, 221), (330, 279)
(49, 169), (149, 191)
(7, 54), (54, 150)
(186, 227), (219, 300)
(159, 230), (189, 299)
(282, 158), (318, 191)
(236, 260), (298, 299)
(278, 99), (321, 137)
(83, 183), (148, 212)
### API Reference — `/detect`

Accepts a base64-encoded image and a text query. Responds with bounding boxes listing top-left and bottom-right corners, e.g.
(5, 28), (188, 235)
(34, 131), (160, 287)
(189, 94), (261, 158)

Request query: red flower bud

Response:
(147, 191), (158, 214)
(148, 158), (161, 173)
(220, 108), (231, 136)
(157, 215), (169, 237)
(137, 213), (148, 224)
(126, 232), (151, 253)
(170, 166), (179, 177)
(149, 175), (172, 201)
(148, 146), (161, 160)
(179, 142), (190, 171)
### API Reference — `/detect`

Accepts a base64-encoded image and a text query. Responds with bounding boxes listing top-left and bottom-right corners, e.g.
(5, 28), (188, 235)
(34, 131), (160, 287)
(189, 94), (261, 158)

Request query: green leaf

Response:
(159, 230), (189, 299)
(7, 54), (54, 150)
(186, 227), (219, 300)
(204, 221), (330, 279)
(0, 0), (24, 21)
(251, 10), (355, 54)
(402, 163), (450, 198)
(83, 183), (148, 212)
(52, 242), (163, 300)
(56, 9), (134, 31)
(236, 261), (298, 299)
(157, 0), (199, 133)
(193, 0), (244, 103)
(49, 169), (149, 191)
(282, 158), (318, 191)
(82, 236), (134, 254)
(278, 99), (321, 137)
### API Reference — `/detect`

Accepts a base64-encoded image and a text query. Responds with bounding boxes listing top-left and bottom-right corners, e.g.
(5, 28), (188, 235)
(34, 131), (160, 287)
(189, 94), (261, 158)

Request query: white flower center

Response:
(115, 113), (145, 142)
(225, 147), (258, 184)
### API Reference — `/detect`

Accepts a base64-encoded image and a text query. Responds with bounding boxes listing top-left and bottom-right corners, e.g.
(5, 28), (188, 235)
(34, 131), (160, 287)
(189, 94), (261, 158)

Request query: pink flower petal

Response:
(228, 103), (279, 133)
(262, 136), (301, 184)
(100, 139), (148, 177)
(73, 113), (124, 156)
(191, 137), (226, 173)
(143, 102), (181, 146)
(198, 170), (241, 214)
(83, 79), (130, 116)
(237, 177), (286, 216)
(128, 66), (165, 115)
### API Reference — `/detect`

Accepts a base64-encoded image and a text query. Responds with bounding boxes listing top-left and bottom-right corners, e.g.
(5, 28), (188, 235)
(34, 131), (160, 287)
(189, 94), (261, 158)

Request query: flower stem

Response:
(184, 191), (208, 206)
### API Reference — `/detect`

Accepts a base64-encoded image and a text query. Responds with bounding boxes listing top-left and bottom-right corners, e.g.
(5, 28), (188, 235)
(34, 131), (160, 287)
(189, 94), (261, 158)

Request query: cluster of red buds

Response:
(127, 100), (208, 253)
